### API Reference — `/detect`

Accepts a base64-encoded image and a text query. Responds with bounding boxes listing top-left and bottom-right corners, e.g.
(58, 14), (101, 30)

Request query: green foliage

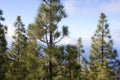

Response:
(89, 13), (117, 80)
(0, 2), (119, 80)
(6, 16), (27, 80)
(0, 9), (7, 54)
(24, 40), (44, 80)
(28, 0), (69, 80)
(29, 0), (68, 46)
(0, 9), (8, 80)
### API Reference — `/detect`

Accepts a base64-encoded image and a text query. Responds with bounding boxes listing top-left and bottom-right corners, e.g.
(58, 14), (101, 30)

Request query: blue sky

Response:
(0, 0), (120, 56)
(0, 0), (40, 25)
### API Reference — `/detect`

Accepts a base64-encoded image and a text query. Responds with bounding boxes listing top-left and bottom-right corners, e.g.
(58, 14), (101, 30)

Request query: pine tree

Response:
(21, 26), (46, 80)
(65, 45), (81, 80)
(89, 13), (117, 80)
(28, 0), (68, 80)
(24, 40), (44, 80)
(54, 38), (85, 80)
(6, 16), (27, 80)
(76, 38), (89, 80)
(113, 59), (120, 71)
(0, 9), (7, 80)
(76, 38), (85, 64)
(0, 10), (7, 54)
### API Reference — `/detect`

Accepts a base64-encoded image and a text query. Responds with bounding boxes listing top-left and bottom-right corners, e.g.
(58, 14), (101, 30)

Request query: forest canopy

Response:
(0, 0), (120, 80)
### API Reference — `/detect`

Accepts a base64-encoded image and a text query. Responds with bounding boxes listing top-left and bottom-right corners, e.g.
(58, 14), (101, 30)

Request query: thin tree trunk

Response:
(49, 0), (53, 80)
(101, 22), (104, 67)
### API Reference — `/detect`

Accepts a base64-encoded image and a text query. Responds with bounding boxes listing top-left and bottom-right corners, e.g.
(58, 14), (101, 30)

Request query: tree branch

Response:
(40, 39), (47, 43)
(43, 0), (49, 6)
(54, 36), (64, 44)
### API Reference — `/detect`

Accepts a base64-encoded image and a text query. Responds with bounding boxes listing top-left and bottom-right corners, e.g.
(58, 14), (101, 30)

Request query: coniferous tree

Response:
(6, 16), (27, 80)
(112, 59), (120, 79)
(89, 13), (117, 80)
(24, 41), (44, 80)
(54, 38), (85, 80)
(64, 45), (81, 80)
(0, 9), (7, 80)
(0, 10), (7, 53)
(28, 0), (68, 80)
(22, 26), (46, 80)
(76, 38), (89, 80)
(113, 59), (120, 71)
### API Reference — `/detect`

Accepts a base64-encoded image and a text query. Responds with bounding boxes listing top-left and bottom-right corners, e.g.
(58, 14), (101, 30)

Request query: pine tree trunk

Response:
(101, 22), (104, 67)
(49, 0), (53, 79)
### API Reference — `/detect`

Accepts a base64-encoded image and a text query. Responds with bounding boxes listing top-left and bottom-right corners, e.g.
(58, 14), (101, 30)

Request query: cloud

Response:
(82, 38), (91, 47)
(100, 0), (120, 14)
(111, 21), (120, 27)
(63, 0), (79, 15)
(6, 24), (15, 48)
(112, 29), (120, 45)
(63, 0), (120, 15)
(57, 36), (91, 47)
(111, 29), (120, 57)
(57, 36), (76, 45)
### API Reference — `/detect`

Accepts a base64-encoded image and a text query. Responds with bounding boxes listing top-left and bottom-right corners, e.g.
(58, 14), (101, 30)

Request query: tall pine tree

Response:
(6, 16), (27, 80)
(28, 0), (68, 80)
(52, 38), (85, 80)
(89, 13), (117, 80)
(0, 10), (7, 54)
(0, 9), (7, 80)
